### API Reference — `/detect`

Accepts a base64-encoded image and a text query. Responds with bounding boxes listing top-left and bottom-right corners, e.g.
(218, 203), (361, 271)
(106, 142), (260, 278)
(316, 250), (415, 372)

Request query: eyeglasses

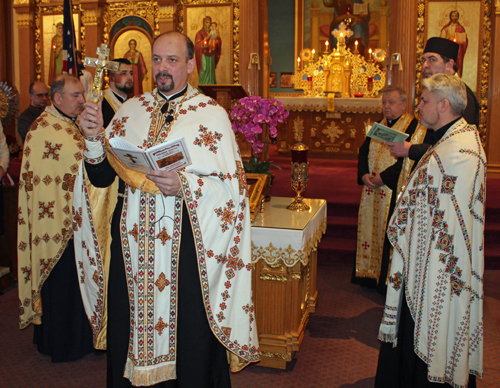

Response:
(31, 93), (49, 98)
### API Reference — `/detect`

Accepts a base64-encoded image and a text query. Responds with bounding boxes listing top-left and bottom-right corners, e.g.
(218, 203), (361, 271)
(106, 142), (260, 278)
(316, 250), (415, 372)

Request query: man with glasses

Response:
(18, 81), (49, 142)
(18, 74), (95, 363)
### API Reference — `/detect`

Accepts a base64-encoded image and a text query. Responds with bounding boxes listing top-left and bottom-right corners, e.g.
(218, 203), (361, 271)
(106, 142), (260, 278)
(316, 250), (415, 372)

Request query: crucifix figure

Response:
(84, 44), (120, 103)
(124, 153), (138, 164)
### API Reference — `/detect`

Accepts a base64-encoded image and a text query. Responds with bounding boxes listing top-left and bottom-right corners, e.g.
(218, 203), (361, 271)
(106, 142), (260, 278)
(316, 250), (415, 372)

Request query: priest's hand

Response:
(146, 170), (181, 196)
(386, 141), (410, 157)
(370, 172), (384, 188)
(80, 101), (103, 137)
(362, 173), (380, 189)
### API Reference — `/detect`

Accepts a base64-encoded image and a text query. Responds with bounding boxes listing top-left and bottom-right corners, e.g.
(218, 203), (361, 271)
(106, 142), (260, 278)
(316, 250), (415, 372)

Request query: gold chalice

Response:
(287, 143), (310, 211)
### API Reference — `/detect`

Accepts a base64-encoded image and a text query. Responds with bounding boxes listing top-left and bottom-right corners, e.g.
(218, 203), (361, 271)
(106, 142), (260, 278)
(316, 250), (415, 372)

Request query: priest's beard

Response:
(155, 71), (174, 93)
(117, 84), (134, 95)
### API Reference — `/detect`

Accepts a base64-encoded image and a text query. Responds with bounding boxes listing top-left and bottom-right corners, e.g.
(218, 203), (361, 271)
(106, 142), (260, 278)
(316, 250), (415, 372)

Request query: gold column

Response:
(486, 1), (500, 177)
(310, 3), (320, 54)
(13, 0), (36, 111)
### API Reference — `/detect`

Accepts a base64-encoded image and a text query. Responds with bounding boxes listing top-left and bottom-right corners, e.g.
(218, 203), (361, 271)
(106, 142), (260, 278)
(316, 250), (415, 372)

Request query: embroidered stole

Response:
(103, 88), (124, 115)
(355, 113), (415, 280)
(379, 118), (485, 387)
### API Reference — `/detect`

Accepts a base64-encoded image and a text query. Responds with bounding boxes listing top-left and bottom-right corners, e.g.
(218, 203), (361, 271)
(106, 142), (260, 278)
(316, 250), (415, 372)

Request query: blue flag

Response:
(62, 0), (77, 75)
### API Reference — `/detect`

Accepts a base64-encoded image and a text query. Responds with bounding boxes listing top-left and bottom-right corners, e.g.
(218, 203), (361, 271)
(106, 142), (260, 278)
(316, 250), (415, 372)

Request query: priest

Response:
(354, 85), (426, 293)
(375, 74), (485, 388)
(17, 74), (94, 362)
(75, 31), (259, 387)
(102, 58), (134, 127)
(387, 37), (480, 160)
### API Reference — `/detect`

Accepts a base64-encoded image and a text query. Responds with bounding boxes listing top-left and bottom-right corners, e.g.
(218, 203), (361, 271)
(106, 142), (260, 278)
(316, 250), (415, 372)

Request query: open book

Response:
(108, 136), (192, 173)
(367, 122), (409, 143)
(353, 3), (369, 15)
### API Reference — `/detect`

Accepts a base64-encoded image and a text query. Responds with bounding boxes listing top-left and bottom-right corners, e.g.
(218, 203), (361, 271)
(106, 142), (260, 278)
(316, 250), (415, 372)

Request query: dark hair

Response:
(50, 74), (78, 100)
(28, 81), (36, 94)
(449, 10), (459, 19)
(440, 54), (459, 73)
(152, 31), (195, 61)
(108, 58), (132, 76)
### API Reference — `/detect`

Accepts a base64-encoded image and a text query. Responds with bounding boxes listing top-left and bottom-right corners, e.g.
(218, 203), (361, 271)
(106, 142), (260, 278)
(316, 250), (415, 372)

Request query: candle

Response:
(355, 40), (358, 53)
(297, 57), (301, 70)
(340, 32), (344, 44)
(291, 144), (309, 164)
(368, 48), (372, 61)
(325, 40), (329, 51)
(312, 48), (316, 61)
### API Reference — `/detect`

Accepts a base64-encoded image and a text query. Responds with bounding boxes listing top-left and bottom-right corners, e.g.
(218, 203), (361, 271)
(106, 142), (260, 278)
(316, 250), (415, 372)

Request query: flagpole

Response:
(62, 0), (77, 76)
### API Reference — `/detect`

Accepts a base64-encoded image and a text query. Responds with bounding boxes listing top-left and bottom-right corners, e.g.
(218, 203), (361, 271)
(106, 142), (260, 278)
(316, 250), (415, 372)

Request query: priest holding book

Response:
(353, 85), (427, 294)
(74, 31), (259, 387)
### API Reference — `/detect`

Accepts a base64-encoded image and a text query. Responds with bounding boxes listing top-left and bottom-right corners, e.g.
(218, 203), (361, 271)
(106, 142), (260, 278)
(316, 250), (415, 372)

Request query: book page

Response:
(145, 137), (192, 172)
(109, 137), (142, 151)
(108, 148), (153, 173)
(353, 3), (368, 15)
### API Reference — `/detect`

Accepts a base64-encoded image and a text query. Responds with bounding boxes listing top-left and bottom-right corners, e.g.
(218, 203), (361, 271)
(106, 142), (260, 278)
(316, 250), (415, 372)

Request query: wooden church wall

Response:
(7, 0), (500, 175)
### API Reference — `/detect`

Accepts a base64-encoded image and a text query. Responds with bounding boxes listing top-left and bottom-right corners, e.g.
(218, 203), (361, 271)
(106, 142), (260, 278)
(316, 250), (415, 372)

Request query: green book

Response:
(367, 122), (409, 143)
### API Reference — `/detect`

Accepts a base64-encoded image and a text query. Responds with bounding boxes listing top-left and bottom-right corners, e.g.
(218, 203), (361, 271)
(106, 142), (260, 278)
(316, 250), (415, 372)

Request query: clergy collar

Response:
(159, 86), (188, 102)
(54, 105), (77, 122)
(429, 117), (462, 145)
(111, 89), (127, 103)
(386, 115), (402, 127)
(31, 105), (45, 113)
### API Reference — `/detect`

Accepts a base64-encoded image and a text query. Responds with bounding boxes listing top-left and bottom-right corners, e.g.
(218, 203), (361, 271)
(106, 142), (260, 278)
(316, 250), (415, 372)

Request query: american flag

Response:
(62, 0), (77, 75)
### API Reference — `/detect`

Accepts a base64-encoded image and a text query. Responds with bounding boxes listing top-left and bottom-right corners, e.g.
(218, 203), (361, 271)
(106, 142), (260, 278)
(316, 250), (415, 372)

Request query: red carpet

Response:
(268, 145), (500, 270)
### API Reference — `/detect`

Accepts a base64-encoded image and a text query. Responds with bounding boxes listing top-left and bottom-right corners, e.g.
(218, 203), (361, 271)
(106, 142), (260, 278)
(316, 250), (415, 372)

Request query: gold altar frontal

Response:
(251, 197), (327, 369)
(275, 96), (383, 159)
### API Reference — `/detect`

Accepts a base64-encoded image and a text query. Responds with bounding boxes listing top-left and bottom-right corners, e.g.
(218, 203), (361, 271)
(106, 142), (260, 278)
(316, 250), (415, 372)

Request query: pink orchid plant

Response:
(230, 95), (289, 154)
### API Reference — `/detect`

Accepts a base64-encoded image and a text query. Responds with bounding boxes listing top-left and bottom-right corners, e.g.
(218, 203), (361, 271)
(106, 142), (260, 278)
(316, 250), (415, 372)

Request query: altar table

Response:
(251, 197), (327, 368)
(275, 96), (383, 159)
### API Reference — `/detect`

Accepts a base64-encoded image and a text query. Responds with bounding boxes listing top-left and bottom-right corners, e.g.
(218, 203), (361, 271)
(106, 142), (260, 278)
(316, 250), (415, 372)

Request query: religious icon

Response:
(124, 39), (148, 96)
(440, 10), (468, 77)
(280, 72), (293, 88)
(48, 22), (64, 85)
(194, 16), (222, 85)
(325, 0), (370, 57)
(270, 72), (277, 88)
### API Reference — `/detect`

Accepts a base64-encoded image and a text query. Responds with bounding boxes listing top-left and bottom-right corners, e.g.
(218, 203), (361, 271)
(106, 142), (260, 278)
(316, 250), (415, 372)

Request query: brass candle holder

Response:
(287, 143), (310, 211)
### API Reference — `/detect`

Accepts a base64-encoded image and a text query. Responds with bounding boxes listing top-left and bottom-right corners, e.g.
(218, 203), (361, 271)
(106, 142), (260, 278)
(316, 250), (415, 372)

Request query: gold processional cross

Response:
(84, 44), (120, 103)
